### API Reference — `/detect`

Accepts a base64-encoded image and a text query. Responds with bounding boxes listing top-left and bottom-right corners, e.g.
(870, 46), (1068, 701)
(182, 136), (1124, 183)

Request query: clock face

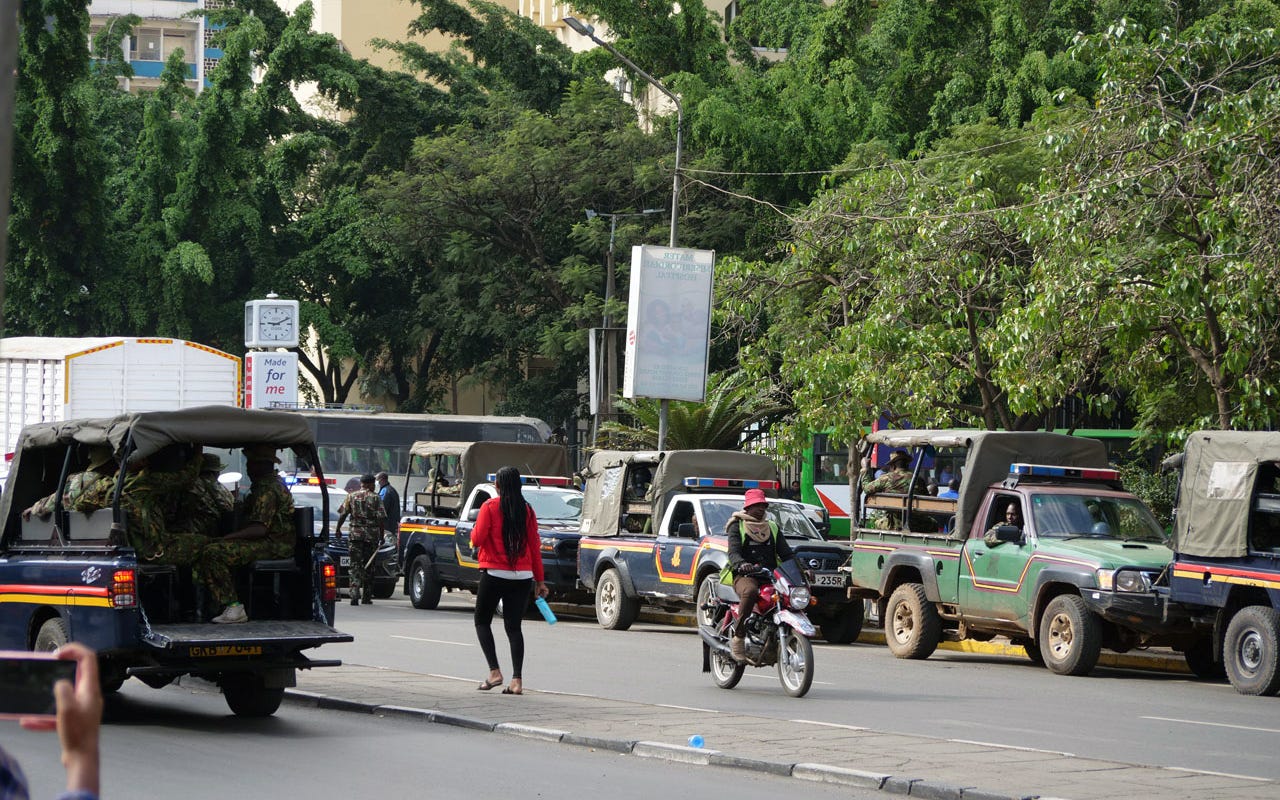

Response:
(259, 305), (296, 341)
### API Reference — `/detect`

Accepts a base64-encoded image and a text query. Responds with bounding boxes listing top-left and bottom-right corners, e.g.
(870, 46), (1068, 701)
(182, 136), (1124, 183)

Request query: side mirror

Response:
(676, 522), (696, 538)
(466, 508), (480, 523)
(993, 525), (1023, 544)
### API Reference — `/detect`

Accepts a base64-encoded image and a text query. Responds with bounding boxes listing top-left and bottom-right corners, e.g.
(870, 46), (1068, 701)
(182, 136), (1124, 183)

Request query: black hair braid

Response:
(494, 466), (527, 567)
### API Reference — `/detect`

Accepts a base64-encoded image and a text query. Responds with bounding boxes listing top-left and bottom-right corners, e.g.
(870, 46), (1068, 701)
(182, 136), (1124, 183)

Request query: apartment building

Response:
(89, 0), (227, 92)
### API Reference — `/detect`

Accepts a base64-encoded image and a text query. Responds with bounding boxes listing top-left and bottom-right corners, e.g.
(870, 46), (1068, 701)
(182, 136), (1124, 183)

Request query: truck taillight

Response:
(111, 569), (137, 608)
(322, 563), (337, 602)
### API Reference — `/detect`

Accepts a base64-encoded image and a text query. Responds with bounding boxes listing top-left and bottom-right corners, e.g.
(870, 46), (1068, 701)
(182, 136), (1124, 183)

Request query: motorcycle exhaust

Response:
(699, 625), (735, 659)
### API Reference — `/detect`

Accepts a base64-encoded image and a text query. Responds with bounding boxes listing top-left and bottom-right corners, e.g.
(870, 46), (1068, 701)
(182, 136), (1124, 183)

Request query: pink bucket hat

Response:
(743, 488), (768, 508)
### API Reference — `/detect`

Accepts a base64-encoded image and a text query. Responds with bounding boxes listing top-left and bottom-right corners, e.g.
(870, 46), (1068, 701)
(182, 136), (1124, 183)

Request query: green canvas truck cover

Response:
(577, 449), (779, 538)
(865, 430), (1107, 538)
(2, 406), (315, 528)
(408, 440), (569, 499)
(1169, 430), (1280, 558)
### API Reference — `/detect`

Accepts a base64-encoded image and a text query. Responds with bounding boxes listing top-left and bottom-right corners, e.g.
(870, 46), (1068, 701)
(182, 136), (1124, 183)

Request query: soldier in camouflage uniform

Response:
(170, 453), (236, 537)
(205, 445), (296, 624)
(22, 446), (117, 521)
(336, 473), (385, 605)
(860, 450), (930, 531)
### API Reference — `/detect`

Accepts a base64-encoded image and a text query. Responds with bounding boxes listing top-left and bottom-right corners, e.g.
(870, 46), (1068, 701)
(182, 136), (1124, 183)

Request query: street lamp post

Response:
(586, 207), (663, 445)
(564, 16), (683, 450)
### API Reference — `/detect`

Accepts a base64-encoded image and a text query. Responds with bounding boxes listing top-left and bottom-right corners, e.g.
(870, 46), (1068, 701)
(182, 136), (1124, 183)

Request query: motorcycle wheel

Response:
(778, 628), (814, 698)
(710, 644), (745, 689)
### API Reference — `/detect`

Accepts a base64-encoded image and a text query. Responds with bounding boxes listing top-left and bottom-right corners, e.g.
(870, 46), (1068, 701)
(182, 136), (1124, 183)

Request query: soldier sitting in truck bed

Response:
(22, 445), (116, 521)
(861, 450), (933, 530)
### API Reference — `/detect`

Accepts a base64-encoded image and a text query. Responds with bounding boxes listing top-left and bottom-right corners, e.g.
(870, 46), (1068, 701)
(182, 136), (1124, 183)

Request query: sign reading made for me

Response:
(245, 351), (298, 409)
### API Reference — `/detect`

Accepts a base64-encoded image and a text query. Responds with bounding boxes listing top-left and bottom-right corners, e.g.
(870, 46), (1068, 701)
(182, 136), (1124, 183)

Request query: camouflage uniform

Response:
(199, 477), (296, 606)
(26, 469), (107, 519)
(74, 465), (205, 564)
(339, 488), (385, 602)
(861, 468), (930, 531)
(172, 476), (236, 537)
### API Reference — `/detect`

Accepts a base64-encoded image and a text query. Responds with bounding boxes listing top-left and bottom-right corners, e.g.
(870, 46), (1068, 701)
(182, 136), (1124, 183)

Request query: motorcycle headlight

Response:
(789, 586), (811, 610)
(1095, 569), (1114, 591)
(1114, 569), (1152, 593)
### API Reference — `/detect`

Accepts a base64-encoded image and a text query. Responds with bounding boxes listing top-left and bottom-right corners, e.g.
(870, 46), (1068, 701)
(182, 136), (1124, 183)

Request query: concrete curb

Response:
(281, 690), (1039, 800)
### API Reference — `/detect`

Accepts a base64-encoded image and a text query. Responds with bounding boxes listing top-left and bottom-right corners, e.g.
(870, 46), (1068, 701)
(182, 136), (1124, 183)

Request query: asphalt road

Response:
(330, 590), (1280, 781)
(2, 678), (883, 800)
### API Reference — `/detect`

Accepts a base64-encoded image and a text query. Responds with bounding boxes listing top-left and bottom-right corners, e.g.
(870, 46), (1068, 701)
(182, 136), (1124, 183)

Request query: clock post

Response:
(244, 294), (300, 409)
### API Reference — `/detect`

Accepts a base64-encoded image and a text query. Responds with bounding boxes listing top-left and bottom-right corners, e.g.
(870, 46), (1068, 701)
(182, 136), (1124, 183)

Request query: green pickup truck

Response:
(845, 430), (1195, 676)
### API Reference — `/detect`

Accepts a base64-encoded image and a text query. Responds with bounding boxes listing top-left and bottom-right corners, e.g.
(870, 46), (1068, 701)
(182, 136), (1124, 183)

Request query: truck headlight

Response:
(789, 586), (811, 610)
(1114, 569), (1152, 593)
(1095, 569), (1114, 590)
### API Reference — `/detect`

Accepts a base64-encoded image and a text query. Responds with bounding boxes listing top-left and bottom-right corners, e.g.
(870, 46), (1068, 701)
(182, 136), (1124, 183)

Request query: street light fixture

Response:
(565, 15), (684, 450)
(585, 207), (665, 447)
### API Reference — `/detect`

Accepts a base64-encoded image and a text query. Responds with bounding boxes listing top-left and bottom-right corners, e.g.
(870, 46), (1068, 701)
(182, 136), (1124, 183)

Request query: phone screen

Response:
(0, 653), (77, 718)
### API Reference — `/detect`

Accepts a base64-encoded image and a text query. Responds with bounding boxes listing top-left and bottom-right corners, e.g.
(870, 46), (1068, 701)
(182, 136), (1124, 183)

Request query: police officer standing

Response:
(337, 473), (385, 606)
(376, 471), (400, 548)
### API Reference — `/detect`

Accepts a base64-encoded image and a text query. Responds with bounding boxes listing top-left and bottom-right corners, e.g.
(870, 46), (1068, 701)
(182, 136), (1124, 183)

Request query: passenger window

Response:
(669, 501), (695, 536)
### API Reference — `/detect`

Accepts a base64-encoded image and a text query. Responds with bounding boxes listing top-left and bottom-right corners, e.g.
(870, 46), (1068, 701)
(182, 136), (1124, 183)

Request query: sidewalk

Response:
(286, 631), (1269, 800)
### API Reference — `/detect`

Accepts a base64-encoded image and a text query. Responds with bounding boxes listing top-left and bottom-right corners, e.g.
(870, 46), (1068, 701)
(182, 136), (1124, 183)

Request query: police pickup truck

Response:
(396, 440), (583, 609)
(845, 429), (1193, 677)
(0, 407), (351, 716)
(576, 450), (863, 642)
(1161, 431), (1280, 695)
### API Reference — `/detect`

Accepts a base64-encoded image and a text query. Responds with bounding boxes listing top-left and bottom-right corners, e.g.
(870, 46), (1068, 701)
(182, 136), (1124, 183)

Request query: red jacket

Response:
(469, 497), (545, 582)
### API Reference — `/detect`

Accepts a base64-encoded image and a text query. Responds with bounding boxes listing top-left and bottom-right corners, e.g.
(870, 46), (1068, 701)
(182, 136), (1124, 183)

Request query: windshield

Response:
(1029, 493), (1167, 542)
(700, 500), (823, 540)
(524, 488), (583, 522)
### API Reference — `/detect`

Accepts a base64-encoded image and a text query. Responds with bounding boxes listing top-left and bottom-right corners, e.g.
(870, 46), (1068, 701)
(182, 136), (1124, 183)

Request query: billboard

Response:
(622, 245), (715, 402)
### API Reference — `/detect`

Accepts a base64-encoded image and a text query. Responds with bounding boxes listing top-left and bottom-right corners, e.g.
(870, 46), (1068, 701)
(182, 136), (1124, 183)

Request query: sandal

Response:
(502, 683), (523, 695)
(477, 678), (503, 691)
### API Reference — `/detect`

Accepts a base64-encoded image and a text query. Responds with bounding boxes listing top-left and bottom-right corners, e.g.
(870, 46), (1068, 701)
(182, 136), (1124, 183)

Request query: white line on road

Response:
(390, 635), (474, 647)
(654, 702), (721, 713)
(949, 739), (1074, 756)
(1142, 715), (1280, 735)
(1164, 767), (1273, 782)
(790, 719), (868, 731)
(742, 673), (833, 685)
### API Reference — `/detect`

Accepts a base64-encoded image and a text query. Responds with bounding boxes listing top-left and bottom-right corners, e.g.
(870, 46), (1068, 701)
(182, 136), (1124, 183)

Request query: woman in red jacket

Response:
(470, 465), (548, 695)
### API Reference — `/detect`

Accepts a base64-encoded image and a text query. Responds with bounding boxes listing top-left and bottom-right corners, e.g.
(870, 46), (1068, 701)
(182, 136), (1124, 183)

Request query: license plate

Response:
(189, 645), (263, 657)
(339, 556), (350, 567)
(813, 572), (846, 587)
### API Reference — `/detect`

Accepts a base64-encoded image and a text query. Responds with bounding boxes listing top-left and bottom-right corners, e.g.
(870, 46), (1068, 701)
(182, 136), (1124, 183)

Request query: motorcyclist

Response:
(726, 488), (797, 662)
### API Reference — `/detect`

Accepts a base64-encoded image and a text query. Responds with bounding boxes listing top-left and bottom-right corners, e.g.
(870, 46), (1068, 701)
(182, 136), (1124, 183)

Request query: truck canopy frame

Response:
(1168, 430), (1280, 558)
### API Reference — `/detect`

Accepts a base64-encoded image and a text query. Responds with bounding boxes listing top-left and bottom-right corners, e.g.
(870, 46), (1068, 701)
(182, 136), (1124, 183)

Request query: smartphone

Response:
(0, 651), (77, 719)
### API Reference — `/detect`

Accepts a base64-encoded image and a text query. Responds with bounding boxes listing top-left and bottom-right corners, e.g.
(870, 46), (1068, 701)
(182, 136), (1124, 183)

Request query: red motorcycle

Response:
(699, 563), (816, 697)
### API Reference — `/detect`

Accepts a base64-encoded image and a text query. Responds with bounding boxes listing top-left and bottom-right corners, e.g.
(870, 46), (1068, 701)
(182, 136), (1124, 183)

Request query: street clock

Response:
(244, 297), (299, 348)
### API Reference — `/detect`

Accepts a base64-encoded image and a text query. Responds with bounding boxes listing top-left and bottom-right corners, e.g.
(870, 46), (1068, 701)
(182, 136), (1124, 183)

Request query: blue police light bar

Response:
(485, 473), (573, 486)
(1009, 463), (1120, 481)
(682, 477), (781, 490)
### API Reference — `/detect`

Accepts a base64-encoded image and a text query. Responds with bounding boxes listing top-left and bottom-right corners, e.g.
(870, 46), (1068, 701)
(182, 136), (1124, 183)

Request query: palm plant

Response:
(597, 371), (789, 450)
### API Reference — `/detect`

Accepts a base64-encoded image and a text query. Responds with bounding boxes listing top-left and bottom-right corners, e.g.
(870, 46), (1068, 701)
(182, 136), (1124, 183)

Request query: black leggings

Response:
(474, 572), (533, 678)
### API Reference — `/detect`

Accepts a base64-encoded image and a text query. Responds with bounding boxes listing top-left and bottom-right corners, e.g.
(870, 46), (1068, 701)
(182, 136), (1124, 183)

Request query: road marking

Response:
(654, 702), (721, 713)
(1142, 715), (1280, 735)
(390, 635), (474, 647)
(1164, 767), (1273, 782)
(950, 739), (1074, 756)
(791, 719), (868, 731)
(741, 673), (832, 686)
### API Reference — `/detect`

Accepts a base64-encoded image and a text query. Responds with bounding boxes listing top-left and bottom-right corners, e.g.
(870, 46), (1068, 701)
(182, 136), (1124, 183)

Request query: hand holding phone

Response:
(18, 643), (103, 797)
(0, 650), (77, 720)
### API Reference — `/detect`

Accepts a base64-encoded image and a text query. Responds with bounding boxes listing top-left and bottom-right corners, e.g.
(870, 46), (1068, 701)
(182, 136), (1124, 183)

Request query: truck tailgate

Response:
(143, 621), (353, 654)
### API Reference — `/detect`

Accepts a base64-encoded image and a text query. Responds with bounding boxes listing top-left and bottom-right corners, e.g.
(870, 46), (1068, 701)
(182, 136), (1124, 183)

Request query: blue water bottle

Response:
(534, 596), (557, 624)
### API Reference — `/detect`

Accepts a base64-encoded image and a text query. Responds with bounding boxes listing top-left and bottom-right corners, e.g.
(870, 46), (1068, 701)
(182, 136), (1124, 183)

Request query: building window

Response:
(128, 25), (197, 64)
(131, 29), (163, 61)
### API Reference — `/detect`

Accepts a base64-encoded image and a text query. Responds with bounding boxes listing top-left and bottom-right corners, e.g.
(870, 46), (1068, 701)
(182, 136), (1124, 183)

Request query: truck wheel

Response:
(1183, 636), (1226, 681)
(33, 616), (69, 652)
(595, 568), (639, 631)
(695, 572), (721, 630)
(1038, 595), (1102, 676)
(1223, 606), (1280, 696)
(821, 604), (865, 644)
(885, 583), (941, 659)
(222, 675), (285, 717)
(409, 555), (442, 610)
(1012, 637), (1044, 666)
